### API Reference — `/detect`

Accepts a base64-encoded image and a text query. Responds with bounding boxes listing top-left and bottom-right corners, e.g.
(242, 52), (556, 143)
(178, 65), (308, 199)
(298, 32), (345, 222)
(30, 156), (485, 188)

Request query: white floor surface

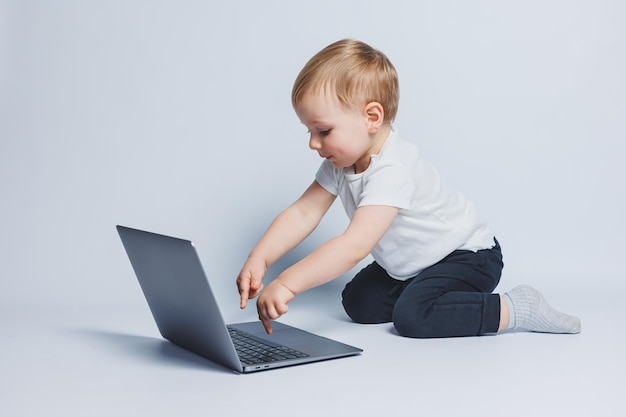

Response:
(2, 286), (623, 417)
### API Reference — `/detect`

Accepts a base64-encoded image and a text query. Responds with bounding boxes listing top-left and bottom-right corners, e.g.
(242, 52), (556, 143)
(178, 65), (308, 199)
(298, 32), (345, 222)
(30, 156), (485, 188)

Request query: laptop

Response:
(116, 225), (362, 373)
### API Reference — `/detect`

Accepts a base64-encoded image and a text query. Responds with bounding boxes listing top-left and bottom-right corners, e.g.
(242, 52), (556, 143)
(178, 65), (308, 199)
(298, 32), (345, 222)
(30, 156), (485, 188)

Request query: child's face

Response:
(295, 87), (378, 173)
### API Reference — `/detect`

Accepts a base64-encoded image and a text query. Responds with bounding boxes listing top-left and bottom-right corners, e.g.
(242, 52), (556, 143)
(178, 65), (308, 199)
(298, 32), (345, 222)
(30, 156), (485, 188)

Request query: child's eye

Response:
(319, 129), (331, 137)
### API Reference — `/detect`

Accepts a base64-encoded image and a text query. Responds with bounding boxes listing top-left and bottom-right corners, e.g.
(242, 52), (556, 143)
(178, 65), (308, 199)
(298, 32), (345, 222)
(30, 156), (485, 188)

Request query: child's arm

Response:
(257, 203), (400, 333)
(237, 180), (336, 309)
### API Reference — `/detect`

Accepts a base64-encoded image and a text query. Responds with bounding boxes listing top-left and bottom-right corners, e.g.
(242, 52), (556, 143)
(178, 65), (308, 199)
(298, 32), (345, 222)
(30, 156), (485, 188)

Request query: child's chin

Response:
(329, 159), (343, 167)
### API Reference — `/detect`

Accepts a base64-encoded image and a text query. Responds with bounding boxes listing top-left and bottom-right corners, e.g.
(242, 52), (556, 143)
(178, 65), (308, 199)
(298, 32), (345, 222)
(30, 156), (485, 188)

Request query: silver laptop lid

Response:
(116, 225), (243, 372)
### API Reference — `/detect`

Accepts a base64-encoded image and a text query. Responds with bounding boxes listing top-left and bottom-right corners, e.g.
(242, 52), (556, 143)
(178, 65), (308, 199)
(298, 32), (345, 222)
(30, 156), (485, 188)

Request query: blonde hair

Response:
(291, 39), (399, 123)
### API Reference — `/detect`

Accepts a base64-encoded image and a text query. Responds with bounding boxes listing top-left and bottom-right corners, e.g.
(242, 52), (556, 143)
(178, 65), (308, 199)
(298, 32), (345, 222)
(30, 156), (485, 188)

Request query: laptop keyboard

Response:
(228, 327), (309, 365)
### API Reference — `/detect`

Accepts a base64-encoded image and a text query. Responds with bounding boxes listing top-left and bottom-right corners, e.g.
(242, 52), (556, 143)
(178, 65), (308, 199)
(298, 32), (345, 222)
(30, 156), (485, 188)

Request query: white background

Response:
(1, 1), (625, 416)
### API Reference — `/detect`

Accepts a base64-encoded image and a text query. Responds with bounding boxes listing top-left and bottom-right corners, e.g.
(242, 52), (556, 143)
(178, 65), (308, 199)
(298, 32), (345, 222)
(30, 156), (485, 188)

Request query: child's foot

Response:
(503, 285), (581, 334)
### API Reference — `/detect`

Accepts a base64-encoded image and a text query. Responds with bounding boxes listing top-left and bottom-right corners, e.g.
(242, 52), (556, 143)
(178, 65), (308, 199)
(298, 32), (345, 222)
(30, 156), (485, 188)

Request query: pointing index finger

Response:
(238, 277), (250, 309)
(261, 318), (273, 334)
(239, 287), (249, 309)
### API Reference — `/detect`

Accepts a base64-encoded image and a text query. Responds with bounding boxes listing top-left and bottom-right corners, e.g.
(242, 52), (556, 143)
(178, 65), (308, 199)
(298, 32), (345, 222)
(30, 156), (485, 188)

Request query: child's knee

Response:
(341, 283), (368, 323)
(392, 296), (440, 338)
(341, 282), (390, 324)
(392, 313), (431, 338)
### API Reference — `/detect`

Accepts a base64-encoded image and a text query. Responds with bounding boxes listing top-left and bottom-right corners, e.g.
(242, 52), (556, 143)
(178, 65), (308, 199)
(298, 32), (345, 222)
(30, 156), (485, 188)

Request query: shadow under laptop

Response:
(76, 329), (235, 374)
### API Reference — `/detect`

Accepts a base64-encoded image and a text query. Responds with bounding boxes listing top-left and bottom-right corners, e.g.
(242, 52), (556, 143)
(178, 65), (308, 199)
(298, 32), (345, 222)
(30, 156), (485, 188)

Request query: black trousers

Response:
(341, 239), (504, 338)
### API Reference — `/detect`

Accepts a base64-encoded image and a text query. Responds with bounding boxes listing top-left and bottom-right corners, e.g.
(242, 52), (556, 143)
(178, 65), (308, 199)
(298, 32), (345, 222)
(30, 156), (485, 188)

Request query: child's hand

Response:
(256, 280), (296, 334)
(237, 256), (267, 309)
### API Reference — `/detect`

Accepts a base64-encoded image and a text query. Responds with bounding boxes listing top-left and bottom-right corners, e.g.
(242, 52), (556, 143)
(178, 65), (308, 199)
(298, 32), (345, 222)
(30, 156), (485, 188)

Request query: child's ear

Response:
(364, 102), (385, 133)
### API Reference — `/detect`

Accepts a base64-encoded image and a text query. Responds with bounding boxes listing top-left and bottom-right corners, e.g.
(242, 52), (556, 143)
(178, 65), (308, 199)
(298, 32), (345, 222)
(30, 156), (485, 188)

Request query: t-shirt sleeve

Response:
(359, 163), (414, 210)
(314, 160), (339, 196)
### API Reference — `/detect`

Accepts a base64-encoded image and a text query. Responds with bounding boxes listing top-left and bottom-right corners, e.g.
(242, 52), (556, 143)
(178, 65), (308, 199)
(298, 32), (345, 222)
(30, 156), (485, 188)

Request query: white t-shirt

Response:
(315, 130), (495, 280)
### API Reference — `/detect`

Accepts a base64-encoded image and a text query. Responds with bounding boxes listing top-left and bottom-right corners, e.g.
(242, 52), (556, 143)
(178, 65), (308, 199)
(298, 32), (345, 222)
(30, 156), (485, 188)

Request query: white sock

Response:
(503, 285), (581, 334)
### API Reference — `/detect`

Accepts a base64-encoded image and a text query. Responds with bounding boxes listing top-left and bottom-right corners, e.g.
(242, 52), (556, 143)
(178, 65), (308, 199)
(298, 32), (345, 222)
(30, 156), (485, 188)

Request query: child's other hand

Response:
(237, 257), (266, 309)
(256, 281), (296, 334)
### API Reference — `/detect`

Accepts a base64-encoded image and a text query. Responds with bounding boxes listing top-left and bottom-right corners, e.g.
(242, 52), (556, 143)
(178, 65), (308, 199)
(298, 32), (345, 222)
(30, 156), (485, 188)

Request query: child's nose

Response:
(309, 135), (321, 150)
